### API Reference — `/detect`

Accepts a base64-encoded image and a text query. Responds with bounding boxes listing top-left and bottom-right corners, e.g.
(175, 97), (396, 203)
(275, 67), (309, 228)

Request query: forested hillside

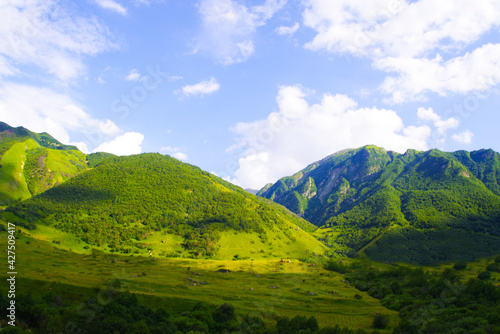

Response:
(5, 153), (324, 259)
(259, 146), (500, 264)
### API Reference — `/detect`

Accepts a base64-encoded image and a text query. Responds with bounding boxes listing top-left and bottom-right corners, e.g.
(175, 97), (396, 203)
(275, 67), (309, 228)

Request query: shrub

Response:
(453, 261), (467, 271)
(486, 262), (500, 273)
(325, 259), (349, 273)
(373, 314), (389, 329)
(477, 271), (491, 281)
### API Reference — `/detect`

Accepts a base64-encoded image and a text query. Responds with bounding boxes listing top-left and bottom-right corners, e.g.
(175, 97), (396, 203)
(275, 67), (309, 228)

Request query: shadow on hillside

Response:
(40, 184), (116, 205)
(364, 223), (500, 266)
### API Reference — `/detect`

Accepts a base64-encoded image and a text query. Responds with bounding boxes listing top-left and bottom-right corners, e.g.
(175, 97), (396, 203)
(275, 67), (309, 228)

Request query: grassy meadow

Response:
(0, 229), (399, 332)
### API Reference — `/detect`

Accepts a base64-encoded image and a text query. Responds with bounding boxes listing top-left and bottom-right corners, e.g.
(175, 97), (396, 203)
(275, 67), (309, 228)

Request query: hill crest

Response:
(4, 153), (325, 260)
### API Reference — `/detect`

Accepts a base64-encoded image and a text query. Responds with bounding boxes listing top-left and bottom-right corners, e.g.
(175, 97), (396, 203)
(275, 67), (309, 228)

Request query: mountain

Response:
(259, 145), (500, 264)
(4, 153), (325, 259)
(0, 122), (90, 207)
(244, 188), (259, 195)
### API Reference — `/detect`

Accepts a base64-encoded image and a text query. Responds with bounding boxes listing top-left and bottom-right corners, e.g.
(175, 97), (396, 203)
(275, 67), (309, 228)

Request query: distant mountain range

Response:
(258, 145), (500, 264)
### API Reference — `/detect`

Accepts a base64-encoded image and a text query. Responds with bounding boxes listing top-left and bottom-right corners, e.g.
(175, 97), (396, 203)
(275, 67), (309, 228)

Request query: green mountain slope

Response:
(259, 146), (500, 264)
(5, 153), (325, 259)
(0, 122), (89, 206)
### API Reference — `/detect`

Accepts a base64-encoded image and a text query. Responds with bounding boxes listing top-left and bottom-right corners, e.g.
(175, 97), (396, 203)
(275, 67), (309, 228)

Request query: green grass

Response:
(0, 232), (398, 332)
(215, 221), (326, 260)
(13, 216), (326, 260)
(0, 139), (38, 204)
(0, 138), (88, 207)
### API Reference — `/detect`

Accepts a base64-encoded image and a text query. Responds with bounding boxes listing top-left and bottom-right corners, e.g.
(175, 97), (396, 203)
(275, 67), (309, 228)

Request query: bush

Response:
(213, 303), (235, 323)
(477, 271), (491, 281)
(453, 261), (467, 270)
(486, 262), (500, 273)
(373, 314), (389, 329)
(277, 315), (319, 334)
(325, 259), (349, 273)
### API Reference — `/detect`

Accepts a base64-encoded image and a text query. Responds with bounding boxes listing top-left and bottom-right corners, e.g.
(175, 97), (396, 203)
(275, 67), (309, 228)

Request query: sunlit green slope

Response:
(5, 153), (325, 259)
(0, 122), (88, 206)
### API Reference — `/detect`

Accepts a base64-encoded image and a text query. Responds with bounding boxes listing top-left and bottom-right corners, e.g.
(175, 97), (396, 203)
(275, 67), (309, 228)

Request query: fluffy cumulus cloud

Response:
(93, 132), (144, 155)
(302, 0), (500, 102)
(416, 107), (466, 147)
(276, 22), (300, 36)
(0, 1), (143, 156)
(377, 44), (500, 103)
(181, 77), (220, 97)
(0, 0), (117, 81)
(197, 0), (287, 64)
(228, 85), (432, 189)
(0, 83), (143, 155)
(125, 69), (144, 81)
(160, 147), (188, 161)
(452, 129), (474, 144)
(417, 107), (459, 135)
(92, 0), (128, 15)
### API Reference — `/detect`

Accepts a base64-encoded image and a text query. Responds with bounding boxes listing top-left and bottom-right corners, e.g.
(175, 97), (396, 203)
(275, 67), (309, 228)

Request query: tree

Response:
(477, 271), (491, 280)
(453, 261), (467, 270)
(213, 303), (235, 323)
(373, 314), (389, 329)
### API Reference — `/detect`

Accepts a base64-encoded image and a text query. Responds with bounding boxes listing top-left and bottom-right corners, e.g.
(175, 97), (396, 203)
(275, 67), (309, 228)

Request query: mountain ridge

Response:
(259, 145), (500, 264)
(0, 122), (91, 206)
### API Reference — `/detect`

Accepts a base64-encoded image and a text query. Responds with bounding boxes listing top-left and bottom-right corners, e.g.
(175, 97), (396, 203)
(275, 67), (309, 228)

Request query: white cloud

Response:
(377, 44), (500, 103)
(0, 82), (149, 156)
(452, 129), (474, 144)
(0, 82), (120, 144)
(417, 107), (459, 135)
(303, 0), (500, 58)
(197, 0), (287, 64)
(302, 0), (500, 102)
(125, 69), (143, 81)
(69, 141), (90, 154)
(181, 77), (220, 97)
(276, 22), (300, 36)
(160, 146), (188, 161)
(0, 0), (117, 81)
(172, 152), (188, 161)
(93, 132), (144, 155)
(417, 107), (442, 123)
(228, 85), (431, 189)
(93, 0), (128, 15)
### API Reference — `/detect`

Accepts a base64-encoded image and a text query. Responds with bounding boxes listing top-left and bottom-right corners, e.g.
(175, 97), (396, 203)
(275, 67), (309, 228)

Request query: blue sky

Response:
(1, 0), (500, 189)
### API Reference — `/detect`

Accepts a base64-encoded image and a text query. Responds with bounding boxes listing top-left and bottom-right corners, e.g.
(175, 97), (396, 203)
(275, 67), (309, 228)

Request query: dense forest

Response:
(339, 257), (500, 333)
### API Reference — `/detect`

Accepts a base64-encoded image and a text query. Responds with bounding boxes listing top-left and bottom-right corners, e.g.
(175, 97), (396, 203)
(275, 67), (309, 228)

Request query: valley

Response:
(0, 123), (499, 333)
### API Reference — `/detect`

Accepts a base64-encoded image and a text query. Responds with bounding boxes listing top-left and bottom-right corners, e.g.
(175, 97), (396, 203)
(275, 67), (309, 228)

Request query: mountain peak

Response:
(259, 146), (500, 264)
(0, 121), (78, 151)
(0, 122), (87, 206)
